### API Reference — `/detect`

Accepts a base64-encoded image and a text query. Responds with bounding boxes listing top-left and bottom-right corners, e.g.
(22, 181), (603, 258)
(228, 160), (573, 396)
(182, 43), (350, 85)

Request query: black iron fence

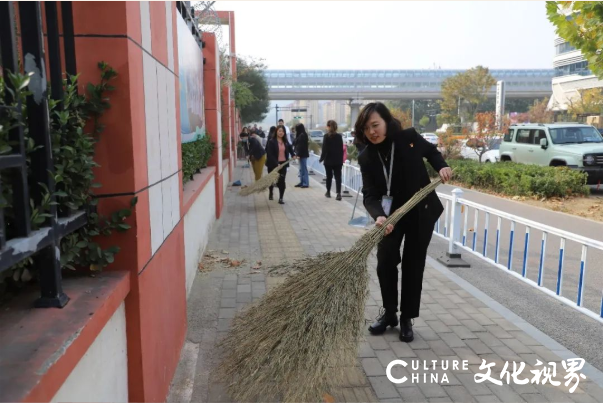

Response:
(176, 1), (205, 50)
(0, 2), (87, 308)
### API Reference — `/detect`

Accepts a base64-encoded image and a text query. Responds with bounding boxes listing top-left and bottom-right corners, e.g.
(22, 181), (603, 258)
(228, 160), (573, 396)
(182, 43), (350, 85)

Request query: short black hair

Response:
(278, 118), (284, 122)
(354, 102), (401, 144)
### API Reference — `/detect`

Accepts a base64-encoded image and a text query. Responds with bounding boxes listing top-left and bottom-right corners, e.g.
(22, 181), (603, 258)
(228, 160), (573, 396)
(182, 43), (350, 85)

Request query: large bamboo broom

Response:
(219, 176), (445, 402)
(239, 160), (292, 196)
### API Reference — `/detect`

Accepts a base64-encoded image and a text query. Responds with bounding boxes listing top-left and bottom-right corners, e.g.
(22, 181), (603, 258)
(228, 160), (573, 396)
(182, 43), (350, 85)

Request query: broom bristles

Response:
(239, 160), (292, 196)
(220, 176), (445, 401)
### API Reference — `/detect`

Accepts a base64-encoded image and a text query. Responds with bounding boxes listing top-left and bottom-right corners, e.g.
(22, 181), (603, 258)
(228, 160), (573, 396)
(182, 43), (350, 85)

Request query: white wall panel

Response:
(165, 2), (174, 71)
(156, 66), (170, 180)
(140, 2), (152, 53)
(149, 183), (164, 254)
(161, 177), (173, 239)
(51, 303), (128, 403)
(183, 179), (216, 297)
(143, 53), (161, 186)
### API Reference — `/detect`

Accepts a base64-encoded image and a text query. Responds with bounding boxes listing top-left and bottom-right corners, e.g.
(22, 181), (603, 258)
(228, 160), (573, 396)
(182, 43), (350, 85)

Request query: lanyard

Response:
(377, 145), (394, 197)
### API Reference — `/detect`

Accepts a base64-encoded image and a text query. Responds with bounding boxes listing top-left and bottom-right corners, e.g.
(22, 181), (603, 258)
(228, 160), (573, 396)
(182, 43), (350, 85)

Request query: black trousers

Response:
(376, 219), (432, 319)
(325, 164), (342, 194)
(268, 162), (287, 199)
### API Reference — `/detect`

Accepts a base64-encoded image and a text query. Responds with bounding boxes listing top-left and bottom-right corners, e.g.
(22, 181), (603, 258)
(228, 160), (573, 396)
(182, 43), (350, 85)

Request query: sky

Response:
(214, 1), (558, 70)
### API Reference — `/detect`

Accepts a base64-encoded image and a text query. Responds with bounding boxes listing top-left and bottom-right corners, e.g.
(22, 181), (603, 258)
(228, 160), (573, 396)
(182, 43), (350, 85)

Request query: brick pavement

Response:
(170, 161), (603, 403)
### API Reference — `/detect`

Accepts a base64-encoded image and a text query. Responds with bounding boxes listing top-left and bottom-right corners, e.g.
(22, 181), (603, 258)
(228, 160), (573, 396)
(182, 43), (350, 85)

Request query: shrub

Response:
(347, 144), (359, 161)
(425, 159), (590, 199)
(182, 135), (215, 183)
(309, 139), (321, 155)
(222, 131), (229, 160)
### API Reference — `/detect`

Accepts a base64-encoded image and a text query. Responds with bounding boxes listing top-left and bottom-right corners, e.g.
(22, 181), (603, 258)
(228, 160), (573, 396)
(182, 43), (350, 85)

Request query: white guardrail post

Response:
(342, 160), (353, 198)
(437, 188), (470, 268)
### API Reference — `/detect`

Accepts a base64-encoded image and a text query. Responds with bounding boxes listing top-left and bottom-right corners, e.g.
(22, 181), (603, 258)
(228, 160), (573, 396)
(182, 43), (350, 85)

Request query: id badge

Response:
(381, 196), (393, 217)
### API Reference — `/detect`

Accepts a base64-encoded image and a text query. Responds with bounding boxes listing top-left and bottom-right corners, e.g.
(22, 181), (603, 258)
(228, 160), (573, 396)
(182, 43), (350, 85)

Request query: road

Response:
(436, 184), (603, 316)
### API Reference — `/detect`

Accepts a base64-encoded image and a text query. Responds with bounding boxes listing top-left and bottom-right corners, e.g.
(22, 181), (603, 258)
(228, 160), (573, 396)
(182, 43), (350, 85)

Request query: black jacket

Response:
(247, 136), (266, 160)
(320, 133), (344, 166)
(358, 128), (448, 241)
(295, 132), (309, 158)
(265, 138), (295, 169)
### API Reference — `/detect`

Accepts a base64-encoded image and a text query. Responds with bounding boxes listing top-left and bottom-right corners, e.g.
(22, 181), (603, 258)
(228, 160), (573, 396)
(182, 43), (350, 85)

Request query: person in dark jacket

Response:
(294, 123), (310, 188)
(319, 120), (344, 200)
(248, 131), (267, 181)
(239, 127), (250, 160)
(355, 102), (452, 343)
(265, 125), (296, 204)
(267, 126), (276, 141)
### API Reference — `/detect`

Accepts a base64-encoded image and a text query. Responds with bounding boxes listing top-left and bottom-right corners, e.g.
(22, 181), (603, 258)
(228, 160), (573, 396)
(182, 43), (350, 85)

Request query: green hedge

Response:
(424, 159), (590, 198)
(347, 144), (359, 161)
(182, 135), (214, 184)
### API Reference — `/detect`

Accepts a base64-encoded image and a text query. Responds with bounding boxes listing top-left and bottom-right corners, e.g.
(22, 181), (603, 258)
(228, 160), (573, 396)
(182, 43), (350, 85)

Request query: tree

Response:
(527, 98), (554, 123)
(468, 112), (502, 163)
(546, 1), (603, 80)
(419, 115), (430, 128)
(389, 108), (412, 129)
(235, 57), (270, 124)
(439, 66), (497, 123)
(387, 99), (441, 125)
(567, 88), (603, 116)
(440, 127), (462, 159)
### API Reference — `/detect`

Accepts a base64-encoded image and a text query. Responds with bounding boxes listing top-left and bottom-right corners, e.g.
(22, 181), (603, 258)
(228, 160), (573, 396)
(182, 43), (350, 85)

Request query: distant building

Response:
(548, 37), (603, 112)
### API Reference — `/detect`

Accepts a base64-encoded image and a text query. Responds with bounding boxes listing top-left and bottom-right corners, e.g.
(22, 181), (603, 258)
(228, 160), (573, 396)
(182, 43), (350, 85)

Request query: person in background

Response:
(355, 102), (451, 343)
(294, 123), (310, 188)
(319, 120), (344, 201)
(239, 127), (250, 163)
(267, 126), (277, 141)
(265, 125), (296, 204)
(278, 118), (293, 144)
(248, 130), (266, 181)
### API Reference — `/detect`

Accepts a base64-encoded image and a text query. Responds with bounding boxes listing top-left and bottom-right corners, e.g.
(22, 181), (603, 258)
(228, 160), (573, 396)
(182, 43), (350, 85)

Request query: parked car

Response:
(499, 123), (603, 184)
(421, 132), (439, 145)
(460, 137), (501, 162)
(309, 130), (325, 144)
(342, 131), (354, 145)
(482, 140), (501, 163)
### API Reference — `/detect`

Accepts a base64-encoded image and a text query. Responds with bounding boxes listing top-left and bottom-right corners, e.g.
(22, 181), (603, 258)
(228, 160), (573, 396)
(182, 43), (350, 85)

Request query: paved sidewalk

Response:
(168, 161), (603, 403)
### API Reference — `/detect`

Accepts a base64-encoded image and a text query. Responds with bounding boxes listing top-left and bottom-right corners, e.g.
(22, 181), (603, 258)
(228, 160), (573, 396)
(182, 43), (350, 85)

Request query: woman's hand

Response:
(376, 216), (394, 236)
(439, 167), (452, 183)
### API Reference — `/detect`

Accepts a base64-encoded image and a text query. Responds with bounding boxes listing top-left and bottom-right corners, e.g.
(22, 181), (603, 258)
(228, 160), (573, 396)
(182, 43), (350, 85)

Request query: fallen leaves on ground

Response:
(198, 252), (247, 273)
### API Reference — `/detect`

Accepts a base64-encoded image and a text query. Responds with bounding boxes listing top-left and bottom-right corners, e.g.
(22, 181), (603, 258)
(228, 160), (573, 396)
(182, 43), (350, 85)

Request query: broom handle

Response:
(356, 171), (453, 249)
(384, 176), (443, 228)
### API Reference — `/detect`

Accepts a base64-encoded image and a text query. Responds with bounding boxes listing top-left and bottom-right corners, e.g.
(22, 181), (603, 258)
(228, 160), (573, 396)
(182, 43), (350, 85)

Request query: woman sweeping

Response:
(248, 130), (266, 181)
(265, 125), (295, 204)
(355, 102), (452, 342)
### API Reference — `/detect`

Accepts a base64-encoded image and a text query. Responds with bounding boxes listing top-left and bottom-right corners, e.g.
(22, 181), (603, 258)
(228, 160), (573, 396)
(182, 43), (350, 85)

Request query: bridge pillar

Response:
(350, 100), (363, 128)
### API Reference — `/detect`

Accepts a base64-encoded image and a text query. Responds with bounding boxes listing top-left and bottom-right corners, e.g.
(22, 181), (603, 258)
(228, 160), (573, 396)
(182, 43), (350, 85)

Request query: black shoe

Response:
(336, 193), (342, 201)
(325, 191), (331, 198)
(301, 185), (309, 188)
(278, 199), (285, 205)
(399, 318), (414, 342)
(295, 183), (302, 187)
(368, 308), (398, 335)
(269, 193), (273, 200)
